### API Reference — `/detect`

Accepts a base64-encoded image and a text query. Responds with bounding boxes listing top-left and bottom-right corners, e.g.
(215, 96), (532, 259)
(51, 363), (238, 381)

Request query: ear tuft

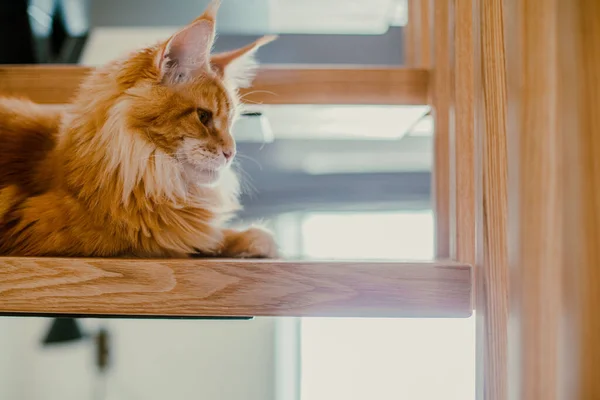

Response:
(200, 0), (221, 21)
(211, 35), (278, 89)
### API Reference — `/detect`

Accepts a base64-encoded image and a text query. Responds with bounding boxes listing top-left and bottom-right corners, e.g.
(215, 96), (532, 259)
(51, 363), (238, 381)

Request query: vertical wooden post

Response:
(405, 0), (431, 68)
(476, 1), (509, 399)
(437, 0), (511, 395)
(452, 0), (476, 266)
(504, 0), (562, 397)
(431, 0), (452, 259)
(505, 0), (600, 398)
(563, 2), (600, 396)
(434, 1), (510, 397)
(451, 1), (510, 395)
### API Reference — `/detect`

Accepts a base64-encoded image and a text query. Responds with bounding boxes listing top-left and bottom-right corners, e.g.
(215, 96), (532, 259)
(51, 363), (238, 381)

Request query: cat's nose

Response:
(222, 149), (235, 161)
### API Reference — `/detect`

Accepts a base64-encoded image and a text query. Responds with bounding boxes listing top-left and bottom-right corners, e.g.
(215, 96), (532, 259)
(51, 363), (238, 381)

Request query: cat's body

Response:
(0, 1), (278, 258)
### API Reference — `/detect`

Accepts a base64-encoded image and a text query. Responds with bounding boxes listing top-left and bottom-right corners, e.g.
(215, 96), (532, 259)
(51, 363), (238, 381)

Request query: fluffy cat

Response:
(0, 1), (279, 258)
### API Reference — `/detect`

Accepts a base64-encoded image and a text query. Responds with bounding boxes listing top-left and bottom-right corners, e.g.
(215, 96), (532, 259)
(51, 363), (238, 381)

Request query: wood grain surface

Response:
(563, 1), (600, 397)
(0, 258), (472, 318)
(431, 0), (452, 259)
(0, 65), (430, 105)
(452, 0), (476, 266)
(477, 0), (509, 399)
(405, 0), (432, 68)
(505, 0), (563, 398)
(505, 0), (600, 398)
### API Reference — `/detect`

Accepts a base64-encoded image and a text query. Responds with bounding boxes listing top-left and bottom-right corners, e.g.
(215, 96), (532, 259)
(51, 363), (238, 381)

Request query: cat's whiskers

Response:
(237, 90), (277, 102)
(235, 153), (263, 171)
(238, 99), (263, 106)
(231, 159), (257, 197)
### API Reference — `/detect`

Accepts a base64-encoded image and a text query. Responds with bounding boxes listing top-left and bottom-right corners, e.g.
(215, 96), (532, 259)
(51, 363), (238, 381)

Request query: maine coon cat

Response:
(0, 1), (279, 258)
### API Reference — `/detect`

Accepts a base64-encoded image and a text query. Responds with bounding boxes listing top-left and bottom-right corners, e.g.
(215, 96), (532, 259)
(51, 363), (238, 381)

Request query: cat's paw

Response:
(223, 227), (279, 259)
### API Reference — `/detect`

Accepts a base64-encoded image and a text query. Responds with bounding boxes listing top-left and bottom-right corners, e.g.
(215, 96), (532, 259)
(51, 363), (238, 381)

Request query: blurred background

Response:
(0, 0), (474, 399)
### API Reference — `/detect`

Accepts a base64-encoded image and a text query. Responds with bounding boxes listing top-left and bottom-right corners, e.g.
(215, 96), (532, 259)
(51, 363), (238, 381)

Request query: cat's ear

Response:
(210, 35), (277, 89)
(157, 0), (221, 84)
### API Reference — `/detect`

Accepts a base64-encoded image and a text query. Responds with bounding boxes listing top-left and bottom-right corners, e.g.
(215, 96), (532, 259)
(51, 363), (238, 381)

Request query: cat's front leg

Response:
(220, 226), (279, 259)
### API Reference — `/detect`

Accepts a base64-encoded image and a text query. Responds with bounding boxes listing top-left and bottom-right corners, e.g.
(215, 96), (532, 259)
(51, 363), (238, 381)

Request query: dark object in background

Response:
(42, 317), (86, 344)
(42, 318), (110, 399)
(42, 318), (110, 373)
(95, 327), (110, 371)
(0, 0), (36, 63)
(0, 0), (89, 64)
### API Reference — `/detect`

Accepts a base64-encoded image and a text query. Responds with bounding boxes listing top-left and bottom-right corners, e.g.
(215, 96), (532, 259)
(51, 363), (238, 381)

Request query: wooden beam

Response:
(432, 0), (478, 266)
(452, 0), (482, 393)
(0, 65), (430, 105)
(556, 0), (600, 400)
(505, 0), (562, 397)
(405, 0), (431, 67)
(505, 0), (600, 398)
(405, 0), (418, 66)
(562, 2), (600, 397)
(476, 0), (509, 399)
(449, 1), (508, 398)
(452, 0), (477, 266)
(505, 0), (563, 396)
(430, 0), (452, 259)
(0, 259), (473, 318)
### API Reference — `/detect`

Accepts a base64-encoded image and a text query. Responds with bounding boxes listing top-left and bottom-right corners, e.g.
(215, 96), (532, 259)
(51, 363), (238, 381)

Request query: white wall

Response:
(0, 317), (27, 400)
(108, 318), (276, 400)
(0, 317), (277, 400)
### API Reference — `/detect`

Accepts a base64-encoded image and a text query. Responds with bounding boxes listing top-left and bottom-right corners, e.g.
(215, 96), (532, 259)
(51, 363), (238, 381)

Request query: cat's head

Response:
(98, 0), (274, 187)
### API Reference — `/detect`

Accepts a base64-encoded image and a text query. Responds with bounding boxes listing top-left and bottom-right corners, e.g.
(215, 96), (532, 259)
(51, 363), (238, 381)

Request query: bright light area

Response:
(408, 114), (434, 137)
(260, 105), (431, 141)
(302, 211), (434, 260)
(297, 210), (475, 400)
(300, 151), (430, 175)
(300, 317), (476, 400)
(80, 0), (408, 65)
(268, 0), (402, 33)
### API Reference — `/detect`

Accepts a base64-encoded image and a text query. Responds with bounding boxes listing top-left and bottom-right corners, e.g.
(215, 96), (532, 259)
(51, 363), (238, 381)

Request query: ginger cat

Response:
(0, 1), (279, 258)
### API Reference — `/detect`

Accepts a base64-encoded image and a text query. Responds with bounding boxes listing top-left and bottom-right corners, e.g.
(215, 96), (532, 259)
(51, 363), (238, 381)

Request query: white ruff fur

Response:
(91, 99), (240, 217)
(101, 99), (188, 204)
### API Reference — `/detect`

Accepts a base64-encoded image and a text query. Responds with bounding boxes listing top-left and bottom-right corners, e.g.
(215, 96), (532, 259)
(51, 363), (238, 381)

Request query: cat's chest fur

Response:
(99, 167), (241, 256)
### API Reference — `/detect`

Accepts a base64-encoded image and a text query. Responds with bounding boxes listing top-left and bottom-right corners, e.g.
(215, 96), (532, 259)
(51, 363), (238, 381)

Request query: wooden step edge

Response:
(0, 258), (472, 318)
(0, 65), (430, 105)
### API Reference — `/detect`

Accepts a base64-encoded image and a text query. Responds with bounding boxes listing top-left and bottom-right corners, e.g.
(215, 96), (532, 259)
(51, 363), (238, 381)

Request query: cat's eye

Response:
(197, 108), (213, 126)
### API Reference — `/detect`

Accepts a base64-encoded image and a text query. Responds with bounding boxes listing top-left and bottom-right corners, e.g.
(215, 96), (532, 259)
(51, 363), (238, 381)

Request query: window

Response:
(275, 210), (475, 400)
(302, 211), (434, 260)
(300, 317), (475, 400)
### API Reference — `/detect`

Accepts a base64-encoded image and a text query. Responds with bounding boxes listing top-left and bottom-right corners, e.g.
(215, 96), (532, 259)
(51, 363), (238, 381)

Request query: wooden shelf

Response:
(0, 65), (430, 105)
(0, 258), (472, 318)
